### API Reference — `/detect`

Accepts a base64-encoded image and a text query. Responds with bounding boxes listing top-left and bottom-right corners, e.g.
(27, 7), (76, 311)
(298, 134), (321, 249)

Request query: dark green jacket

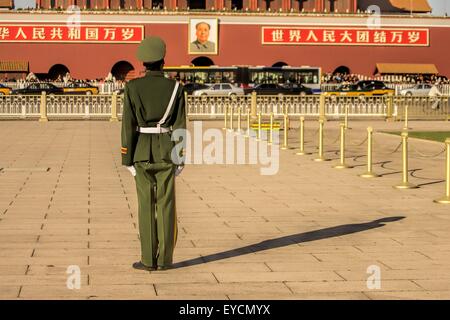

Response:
(121, 70), (186, 166)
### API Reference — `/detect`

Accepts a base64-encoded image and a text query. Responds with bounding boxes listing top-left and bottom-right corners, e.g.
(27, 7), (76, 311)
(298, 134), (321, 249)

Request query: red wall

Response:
(1, 23), (448, 79)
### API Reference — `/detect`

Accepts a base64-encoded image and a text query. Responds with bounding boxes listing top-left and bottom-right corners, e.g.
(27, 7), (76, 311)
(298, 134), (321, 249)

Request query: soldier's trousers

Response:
(134, 161), (177, 267)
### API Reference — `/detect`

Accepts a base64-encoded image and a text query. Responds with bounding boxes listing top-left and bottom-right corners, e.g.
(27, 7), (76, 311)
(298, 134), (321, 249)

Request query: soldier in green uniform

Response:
(121, 36), (186, 271)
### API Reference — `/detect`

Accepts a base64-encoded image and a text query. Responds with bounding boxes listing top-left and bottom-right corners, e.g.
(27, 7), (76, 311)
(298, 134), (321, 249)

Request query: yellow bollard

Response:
(268, 112), (274, 145)
(251, 91), (257, 118)
(256, 112), (262, 141)
(344, 105), (351, 130)
(333, 123), (352, 169)
(237, 107), (242, 133)
(281, 113), (289, 150)
(39, 91), (48, 122)
(110, 92), (119, 122)
(313, 119), (328, 162)
(403, 105), (410, 130)
(296, 116), (310, 155)
(359, 127), (380, 178)
(223, 105), (228, 130)
(393, 131), (418, 189)
(434, 138), (450, 204)
(245, 108), (251, 138)
(229, 106), (234, 131)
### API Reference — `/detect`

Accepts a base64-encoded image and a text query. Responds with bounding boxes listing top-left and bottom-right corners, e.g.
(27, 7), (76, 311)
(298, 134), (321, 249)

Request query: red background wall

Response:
(1, 23), (448, 79)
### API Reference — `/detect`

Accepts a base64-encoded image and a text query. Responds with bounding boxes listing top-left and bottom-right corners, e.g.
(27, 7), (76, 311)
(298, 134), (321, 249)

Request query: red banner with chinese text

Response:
(0, 24), (144, 43)
(262, 27), (429, 46)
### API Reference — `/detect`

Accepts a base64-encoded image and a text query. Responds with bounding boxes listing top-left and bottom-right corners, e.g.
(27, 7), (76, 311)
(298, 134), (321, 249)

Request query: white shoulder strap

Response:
(157, 81), (180, 128)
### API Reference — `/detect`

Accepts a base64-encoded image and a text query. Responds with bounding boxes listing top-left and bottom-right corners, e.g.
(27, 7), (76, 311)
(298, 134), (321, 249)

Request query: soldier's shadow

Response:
(172, 216), (405, 269)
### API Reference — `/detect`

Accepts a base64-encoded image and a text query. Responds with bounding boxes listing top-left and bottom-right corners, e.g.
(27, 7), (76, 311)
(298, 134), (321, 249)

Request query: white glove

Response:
(126, 165), (136, 177)
(175, 165), (184, 177)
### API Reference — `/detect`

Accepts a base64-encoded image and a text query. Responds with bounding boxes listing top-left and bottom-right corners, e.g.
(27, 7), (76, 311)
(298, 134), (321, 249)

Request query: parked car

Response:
(244, 83), (313, 96)
(63, 82), (99, 95)
(183, 83), (210, 95)
(0, 83), (12, 95)
(356, 80), (395, 96)
(193, 83), (245, 97)
(400, 84), (434, 96)
(324, 81), (394, 98)
(11, 82), (64, 95)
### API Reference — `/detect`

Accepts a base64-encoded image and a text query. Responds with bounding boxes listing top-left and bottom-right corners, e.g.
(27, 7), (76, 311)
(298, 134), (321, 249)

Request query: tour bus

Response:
(163, 65), (322, 94)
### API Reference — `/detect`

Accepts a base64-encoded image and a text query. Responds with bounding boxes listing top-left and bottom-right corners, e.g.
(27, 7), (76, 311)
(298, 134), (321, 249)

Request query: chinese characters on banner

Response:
(262, 27), (429, 46)
(0, 25), (144, 43)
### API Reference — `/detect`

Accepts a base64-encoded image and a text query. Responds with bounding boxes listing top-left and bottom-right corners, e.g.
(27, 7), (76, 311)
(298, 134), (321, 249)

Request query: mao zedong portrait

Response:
(190, 22), (216, 53)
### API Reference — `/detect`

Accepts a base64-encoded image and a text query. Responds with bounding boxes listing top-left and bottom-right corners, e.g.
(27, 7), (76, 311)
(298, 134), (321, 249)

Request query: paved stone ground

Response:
(0, 118), (450, 300)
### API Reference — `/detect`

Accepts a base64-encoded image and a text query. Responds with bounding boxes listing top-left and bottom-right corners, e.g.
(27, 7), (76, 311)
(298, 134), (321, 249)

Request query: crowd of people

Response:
(2, 72), (450, 89)
(322, 72), (450, 85)
(1, 72), (126, 86)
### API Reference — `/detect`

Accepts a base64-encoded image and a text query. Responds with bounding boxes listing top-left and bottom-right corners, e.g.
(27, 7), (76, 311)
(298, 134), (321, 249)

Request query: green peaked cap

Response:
(136, 36), (166, 62)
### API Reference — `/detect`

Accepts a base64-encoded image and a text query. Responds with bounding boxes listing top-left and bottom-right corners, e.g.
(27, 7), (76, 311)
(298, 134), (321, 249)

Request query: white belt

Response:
(137, 126), (170, 134)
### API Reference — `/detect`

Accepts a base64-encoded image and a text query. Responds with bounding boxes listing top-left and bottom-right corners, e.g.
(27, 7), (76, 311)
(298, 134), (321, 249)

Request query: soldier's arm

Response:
(121, 83), (139, 166)
(172, 85), (186, 132)
(171, 85), (187, 166)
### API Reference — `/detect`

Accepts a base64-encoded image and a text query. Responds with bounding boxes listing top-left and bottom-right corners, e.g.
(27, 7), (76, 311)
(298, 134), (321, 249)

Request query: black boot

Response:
(132, 261), (157, 271)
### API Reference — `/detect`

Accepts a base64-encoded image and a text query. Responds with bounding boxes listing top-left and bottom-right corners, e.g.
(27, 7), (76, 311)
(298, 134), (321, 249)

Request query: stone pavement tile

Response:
(0, 249), (33, 257)
(213, 271), (342, 283)
(413, 280), (450, 291)
(336, 269), (450, 281)
(179, 233), (241, 240)
(285, 280), (423, 293)
(89, 273), (217, 285)
(37, 234), (139, 242)
(154, 282), (292, 296)
(376, 259), (442, 270)
(199, 252), (320, 264)
(228, 292), (370, 300)
(32, 248), (137, 257)
(266, 261), (391, 272)
(365, 291), (450, 300)
(87, 255), (146, 266)
(38, 228), (88, 236)
(0, 275), (88, 286)
(0, 235), (38, 243)
(0, 256), (88, 266)
(311, 252), (428, 264)
(0, 286), (21, 299)
(18, 284), (157, 299)
(88, 240), (143, 249)
(0, 266), (28, 276)
(191, 239), (257, 248)
(27, 265), (140, 276)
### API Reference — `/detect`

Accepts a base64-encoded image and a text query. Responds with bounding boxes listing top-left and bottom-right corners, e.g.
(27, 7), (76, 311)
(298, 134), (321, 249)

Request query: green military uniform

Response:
(121, 37), (186, 270)
(189, 40), (216, 53)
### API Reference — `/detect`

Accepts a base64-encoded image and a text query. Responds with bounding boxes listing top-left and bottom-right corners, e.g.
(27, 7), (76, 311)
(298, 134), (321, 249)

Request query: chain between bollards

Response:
(237, 107), (242, 133)
(313, 119), (328, 162)
(223, 105), (228, 130)
(393, 131), (418, 189)
(344, 105), (351, 130)
(268, 112), (274, 145)
(296, 116), (309, 155)
(359, 127), (380, 178)
(256, 112), (262, 141)
(245, 108), (251, 138)
(281, 112), (289, 150)
(434, 138), (450, 204)
(403, 105), (410, 131)
(229, 106), (234, 132)
(333, 123), (352, 169)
